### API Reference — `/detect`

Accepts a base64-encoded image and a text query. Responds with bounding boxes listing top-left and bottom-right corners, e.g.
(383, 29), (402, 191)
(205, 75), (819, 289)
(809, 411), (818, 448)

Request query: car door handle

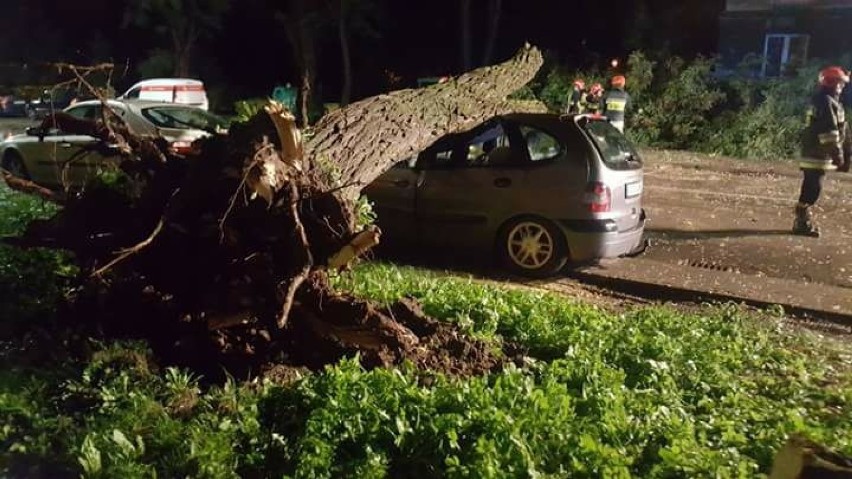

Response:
(493, 177), (511, 188)
(59, 142), (73, 148)
(393, 179), (411, 188)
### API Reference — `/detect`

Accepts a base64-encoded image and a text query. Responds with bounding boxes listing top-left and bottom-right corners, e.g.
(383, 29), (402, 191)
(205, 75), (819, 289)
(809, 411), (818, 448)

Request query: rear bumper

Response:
(557, 210), (646, 262)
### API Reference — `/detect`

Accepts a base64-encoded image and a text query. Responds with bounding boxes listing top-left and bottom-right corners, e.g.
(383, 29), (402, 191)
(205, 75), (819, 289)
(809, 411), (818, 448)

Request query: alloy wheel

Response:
(506, 221), (555, 270)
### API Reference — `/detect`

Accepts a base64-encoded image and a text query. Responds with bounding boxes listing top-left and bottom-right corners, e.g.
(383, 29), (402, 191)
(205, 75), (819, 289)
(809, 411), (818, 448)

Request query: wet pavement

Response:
(576, 149), (852, 319)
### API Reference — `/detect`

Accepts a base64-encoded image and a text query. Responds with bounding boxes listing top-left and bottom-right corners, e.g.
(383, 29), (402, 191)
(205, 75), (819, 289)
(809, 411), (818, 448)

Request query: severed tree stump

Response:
(3, 45), (544, 376)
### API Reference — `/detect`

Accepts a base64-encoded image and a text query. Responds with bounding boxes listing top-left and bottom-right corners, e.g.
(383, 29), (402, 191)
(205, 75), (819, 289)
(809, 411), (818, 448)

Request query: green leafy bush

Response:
(2, 262), (850, 477)
(232, 98), (269, 123)
(530, 51), (850, 160)
(0, 186), (72, 329)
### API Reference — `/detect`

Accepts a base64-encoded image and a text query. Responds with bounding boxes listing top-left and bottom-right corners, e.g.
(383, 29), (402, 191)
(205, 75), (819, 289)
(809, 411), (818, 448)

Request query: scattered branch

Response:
(278, 184), (314, 329)
(1, 170), (66, 204)
(91, 217), (165, 278)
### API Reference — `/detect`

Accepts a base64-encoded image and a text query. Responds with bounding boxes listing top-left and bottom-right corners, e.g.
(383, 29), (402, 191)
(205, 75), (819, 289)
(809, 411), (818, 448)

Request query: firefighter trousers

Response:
(798, 169), (825, 206)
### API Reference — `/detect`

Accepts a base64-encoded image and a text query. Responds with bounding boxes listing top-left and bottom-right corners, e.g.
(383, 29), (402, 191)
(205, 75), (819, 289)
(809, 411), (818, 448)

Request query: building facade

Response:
(719, 0), (852, 77)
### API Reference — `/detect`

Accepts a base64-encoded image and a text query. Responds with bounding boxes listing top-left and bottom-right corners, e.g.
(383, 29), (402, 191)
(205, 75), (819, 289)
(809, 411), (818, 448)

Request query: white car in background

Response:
(118, 78), (209, 111)
(0, 99), (228, 188)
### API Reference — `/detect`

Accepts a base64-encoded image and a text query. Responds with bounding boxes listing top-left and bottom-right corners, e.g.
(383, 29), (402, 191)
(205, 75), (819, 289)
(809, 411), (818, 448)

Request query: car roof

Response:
(68, 99), (204, 110)
(128, 78), (204, 87)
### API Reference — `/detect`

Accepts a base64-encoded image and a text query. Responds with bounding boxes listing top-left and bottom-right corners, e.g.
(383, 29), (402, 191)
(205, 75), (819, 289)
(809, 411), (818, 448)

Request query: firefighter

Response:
(794, 66), (850, 237)
(583, 83), (604, 115)
(566, 79), (586, 114)
(603, 75), (630, 133)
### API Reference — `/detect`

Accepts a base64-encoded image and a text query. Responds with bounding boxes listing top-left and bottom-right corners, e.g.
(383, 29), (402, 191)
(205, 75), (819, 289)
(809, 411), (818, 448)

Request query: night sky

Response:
(1, 0), (727, 103)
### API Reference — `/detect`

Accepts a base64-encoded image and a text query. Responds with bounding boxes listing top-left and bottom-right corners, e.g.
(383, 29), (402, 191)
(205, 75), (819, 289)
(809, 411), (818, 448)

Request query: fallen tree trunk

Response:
(5, 45), (543, 377)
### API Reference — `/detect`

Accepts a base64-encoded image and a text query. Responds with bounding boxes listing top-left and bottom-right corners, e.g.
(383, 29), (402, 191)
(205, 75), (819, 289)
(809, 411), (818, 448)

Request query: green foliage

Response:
(2, 260), (850, 477)
(529, 50), (848, 160)
(533, 66), (606, 114)
(701, 65), (818, 159)
(630, 56), (725, 149)
(355, 196), (377, 229)
(232, 98), (269, 123)
(0, 185), (72, 329)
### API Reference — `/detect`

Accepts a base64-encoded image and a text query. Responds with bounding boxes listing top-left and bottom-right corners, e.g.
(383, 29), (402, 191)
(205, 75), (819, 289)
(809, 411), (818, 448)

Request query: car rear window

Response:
(141, 106), (227, 132)
(582, 119), (642, 170)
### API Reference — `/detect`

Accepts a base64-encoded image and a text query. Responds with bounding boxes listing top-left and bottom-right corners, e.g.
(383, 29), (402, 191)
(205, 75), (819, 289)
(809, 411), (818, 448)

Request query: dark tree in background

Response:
(330, 0), (381, 107)
(0, 0), (725, 110)
(123, 0), (231, 78)
(277, 0), (323, 126)
(482, 0), (503, 66)
(459, 0), (504, 71)
(460, 0), (473, 71)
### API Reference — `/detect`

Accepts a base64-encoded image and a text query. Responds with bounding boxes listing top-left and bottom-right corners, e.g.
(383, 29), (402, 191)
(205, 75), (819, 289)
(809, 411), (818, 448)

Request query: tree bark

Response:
(306, 43), (544, 198)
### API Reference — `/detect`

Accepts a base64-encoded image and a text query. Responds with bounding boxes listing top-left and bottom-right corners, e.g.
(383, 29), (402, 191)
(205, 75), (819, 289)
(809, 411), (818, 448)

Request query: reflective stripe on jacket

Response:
(603, 89), (629, 123)
(800, 89), (845, 169)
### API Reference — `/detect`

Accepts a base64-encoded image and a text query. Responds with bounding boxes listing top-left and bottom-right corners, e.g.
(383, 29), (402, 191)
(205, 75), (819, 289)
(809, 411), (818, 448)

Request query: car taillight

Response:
(584, 181), (611, 213)
(171, 141), (193, 154)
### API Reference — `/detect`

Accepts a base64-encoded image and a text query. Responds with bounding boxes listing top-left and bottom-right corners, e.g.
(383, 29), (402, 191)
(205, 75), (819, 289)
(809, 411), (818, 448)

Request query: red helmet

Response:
(589, 83), (603, 95)
(573, 79), (586, 90)
(819, 66), (850, 88)
(611, 75), (626, 88)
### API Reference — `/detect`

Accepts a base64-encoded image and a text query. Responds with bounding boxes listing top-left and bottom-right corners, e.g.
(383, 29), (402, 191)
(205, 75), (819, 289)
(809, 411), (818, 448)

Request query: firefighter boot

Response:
(792, 203), (820, 237)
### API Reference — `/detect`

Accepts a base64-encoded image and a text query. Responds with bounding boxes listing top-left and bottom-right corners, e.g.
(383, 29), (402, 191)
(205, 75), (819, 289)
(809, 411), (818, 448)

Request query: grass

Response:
(0, 185), (850, 477)
(0, 184), (71, 333)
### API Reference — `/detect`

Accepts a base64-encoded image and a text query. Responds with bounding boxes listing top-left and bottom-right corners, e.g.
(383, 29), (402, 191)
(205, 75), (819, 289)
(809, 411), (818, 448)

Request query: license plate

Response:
(625, 180), (643, 198)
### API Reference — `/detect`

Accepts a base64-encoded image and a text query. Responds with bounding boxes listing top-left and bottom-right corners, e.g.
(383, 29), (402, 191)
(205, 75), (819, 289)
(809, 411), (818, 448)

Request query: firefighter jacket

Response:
(800, 89), (845, 170)
(567, 88), (584, 114)
(603, 88), (629, 123)
(582, 93), (602, 114)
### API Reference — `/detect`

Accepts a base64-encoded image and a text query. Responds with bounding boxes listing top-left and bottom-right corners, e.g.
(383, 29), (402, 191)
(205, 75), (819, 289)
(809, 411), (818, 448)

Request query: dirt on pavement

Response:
(641, 149), (851, 289)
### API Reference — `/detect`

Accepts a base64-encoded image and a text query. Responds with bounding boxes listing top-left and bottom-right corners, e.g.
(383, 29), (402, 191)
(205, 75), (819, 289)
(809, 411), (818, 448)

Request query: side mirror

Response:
(25, 126), (43, 136)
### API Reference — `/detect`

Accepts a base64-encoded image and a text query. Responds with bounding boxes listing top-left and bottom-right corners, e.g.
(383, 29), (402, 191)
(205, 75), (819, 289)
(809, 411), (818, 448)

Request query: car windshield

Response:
(582, 119), (642, 170)
(141, 106), (228, 133)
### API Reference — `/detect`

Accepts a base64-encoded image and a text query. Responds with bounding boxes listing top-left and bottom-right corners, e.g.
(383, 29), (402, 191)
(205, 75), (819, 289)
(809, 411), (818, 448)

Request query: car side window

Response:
(416, 121), (517, 169)
(416, 140), (462, 169)
(519, 125), (563, 162)
(125, 87), (141, 99)
(463, 123), (514, 167)
(65, 105), (94, 120)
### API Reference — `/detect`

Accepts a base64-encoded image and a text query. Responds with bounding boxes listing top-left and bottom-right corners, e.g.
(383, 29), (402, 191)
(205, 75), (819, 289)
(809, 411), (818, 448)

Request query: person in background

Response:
(566, 79), (585, 114)
(794, 66), (850, 237)
(602, 75), (630, 133)
(583, 83), (604, 115)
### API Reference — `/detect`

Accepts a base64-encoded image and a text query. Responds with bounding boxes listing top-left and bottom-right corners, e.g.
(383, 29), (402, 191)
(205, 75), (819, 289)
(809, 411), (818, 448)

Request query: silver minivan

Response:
(364, 113), (646, 277)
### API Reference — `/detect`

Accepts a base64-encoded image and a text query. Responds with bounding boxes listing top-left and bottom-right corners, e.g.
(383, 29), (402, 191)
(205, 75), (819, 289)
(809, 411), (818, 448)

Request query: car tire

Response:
(497, 216), (568, 278)
(2, 151), (30, 180)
